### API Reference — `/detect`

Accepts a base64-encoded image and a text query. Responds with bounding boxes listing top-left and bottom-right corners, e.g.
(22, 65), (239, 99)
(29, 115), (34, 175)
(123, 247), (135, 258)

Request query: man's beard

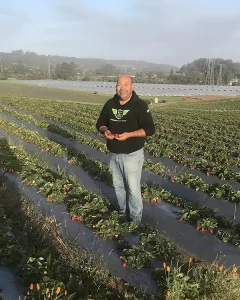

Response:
(118, 92), (131, 101)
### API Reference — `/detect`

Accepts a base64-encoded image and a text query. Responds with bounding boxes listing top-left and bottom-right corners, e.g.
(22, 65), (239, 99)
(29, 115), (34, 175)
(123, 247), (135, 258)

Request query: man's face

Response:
(116, 76), (134, 101)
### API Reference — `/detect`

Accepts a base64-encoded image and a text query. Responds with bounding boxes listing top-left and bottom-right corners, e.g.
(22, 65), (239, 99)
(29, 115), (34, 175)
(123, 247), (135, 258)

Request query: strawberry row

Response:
(5, 136), (237, 300)
(1, 115), (239, 209)
(144, 159), (240, 203)
(1, 96), (239, 169)
(0, 136), (186, 275)
(0, 106), (107, 152)
(1, 96), (240, 160)
(2, 106), (239, 198)
(0, 96), (99, 134)
(152, 107), (240, 149)
(1, 117), (237, 250)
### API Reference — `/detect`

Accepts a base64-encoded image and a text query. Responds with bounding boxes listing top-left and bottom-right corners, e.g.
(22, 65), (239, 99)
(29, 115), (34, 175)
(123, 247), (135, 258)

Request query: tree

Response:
(55, 62), (78, 80)
(96, 64), (119, 76)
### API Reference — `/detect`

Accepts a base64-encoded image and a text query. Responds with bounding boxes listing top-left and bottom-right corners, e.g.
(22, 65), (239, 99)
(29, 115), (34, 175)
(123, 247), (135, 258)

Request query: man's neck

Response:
(119, 94), (132, 105)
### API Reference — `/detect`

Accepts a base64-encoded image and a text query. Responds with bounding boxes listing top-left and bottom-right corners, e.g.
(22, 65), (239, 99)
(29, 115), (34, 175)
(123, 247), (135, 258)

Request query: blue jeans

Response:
(109, 148), (144, 224)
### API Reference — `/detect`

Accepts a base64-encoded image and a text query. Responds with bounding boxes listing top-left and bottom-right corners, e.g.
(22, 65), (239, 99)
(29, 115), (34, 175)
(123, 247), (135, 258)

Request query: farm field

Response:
(1, 84), (240, 299)
(0, 81), (183, 104)
(10, 79), (240, 96)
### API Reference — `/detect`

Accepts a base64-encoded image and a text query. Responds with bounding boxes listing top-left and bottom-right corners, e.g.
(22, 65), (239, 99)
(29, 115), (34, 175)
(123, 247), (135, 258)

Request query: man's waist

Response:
(107, 138), (144, 154)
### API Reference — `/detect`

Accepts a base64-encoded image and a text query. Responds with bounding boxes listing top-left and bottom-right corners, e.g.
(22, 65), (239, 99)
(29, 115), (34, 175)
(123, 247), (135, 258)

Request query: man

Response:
(96, 75), (155, 224)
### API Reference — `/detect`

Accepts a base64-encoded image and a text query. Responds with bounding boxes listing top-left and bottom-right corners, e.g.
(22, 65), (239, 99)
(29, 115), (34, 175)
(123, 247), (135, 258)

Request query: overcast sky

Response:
(1, 0), (240, 67)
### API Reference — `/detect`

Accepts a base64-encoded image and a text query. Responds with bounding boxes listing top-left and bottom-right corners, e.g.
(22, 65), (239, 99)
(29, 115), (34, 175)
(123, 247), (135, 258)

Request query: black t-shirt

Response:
(96, 91), (155, 154)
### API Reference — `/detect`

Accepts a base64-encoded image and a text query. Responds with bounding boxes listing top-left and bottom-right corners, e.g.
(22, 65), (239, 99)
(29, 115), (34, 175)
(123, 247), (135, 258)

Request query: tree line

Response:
(1, 51), (240, 85)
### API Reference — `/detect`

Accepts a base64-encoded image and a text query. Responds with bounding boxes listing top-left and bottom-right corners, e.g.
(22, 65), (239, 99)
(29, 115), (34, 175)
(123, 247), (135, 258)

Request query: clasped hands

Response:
(105, 130), (130, 141)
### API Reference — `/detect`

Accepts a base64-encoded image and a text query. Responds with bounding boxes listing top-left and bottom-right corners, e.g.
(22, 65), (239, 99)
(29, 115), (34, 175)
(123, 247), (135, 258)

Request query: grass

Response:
(0, 81), (110, 104)
(163, 262), (240, 300)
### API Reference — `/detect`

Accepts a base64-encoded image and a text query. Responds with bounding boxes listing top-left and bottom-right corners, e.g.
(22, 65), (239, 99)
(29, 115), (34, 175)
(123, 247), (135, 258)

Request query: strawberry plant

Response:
(197, 218), (218, 232)
(217, 230), (233, 243)
(95, 211), (138, 239)
(140, 232), (182, 261)
(19, 255), (52, 284)
(121, 245), (155, 269)
(180, 209), (200, 223)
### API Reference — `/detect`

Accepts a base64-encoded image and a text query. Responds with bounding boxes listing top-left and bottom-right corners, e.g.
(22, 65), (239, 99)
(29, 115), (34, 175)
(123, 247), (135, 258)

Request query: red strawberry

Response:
(119, 256), (123, 260)
(171, 179), (175, 183)
(106, 131), (113, 137)
(123, 263), (127, 268)
(210, 229), (214, 234)
(196, 227), (200, 231)
(71, 216), (75, 221)
(178, 218), (183, 222)
(201, 228), (205, 232)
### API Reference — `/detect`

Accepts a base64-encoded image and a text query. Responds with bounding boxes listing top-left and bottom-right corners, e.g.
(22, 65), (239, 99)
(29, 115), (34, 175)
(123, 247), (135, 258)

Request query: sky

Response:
(1, 0), (240, 67)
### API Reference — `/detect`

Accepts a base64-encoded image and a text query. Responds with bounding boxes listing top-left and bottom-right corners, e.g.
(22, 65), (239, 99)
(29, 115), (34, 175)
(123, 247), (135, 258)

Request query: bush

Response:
(0, 75), (8, 80)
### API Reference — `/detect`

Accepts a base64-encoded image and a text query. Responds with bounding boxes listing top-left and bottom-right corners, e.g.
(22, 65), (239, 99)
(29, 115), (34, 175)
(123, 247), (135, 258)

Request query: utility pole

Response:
(205, 58), (215, 85)
(0, 53), (4, 73)
(217, 64), (223, 86)
(210, 59), (215, 86)
(205, 59), (211, 85)
(48, 55), (51, 79)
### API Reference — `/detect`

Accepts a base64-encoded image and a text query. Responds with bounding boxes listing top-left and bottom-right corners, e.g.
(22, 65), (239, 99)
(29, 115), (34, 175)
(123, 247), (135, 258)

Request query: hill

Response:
(0, 50), (178, 73)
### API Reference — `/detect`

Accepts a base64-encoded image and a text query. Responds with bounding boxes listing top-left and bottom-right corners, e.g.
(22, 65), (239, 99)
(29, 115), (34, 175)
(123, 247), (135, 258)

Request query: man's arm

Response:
(136, 101), (155, 136)
(128, 129), (146, 138)
(96, 103), (108, 134)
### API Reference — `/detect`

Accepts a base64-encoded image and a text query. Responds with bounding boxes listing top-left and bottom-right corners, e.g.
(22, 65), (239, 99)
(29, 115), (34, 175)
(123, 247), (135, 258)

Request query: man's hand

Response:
(105, 130), (115, 140)
(114, 132), (130, 141)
